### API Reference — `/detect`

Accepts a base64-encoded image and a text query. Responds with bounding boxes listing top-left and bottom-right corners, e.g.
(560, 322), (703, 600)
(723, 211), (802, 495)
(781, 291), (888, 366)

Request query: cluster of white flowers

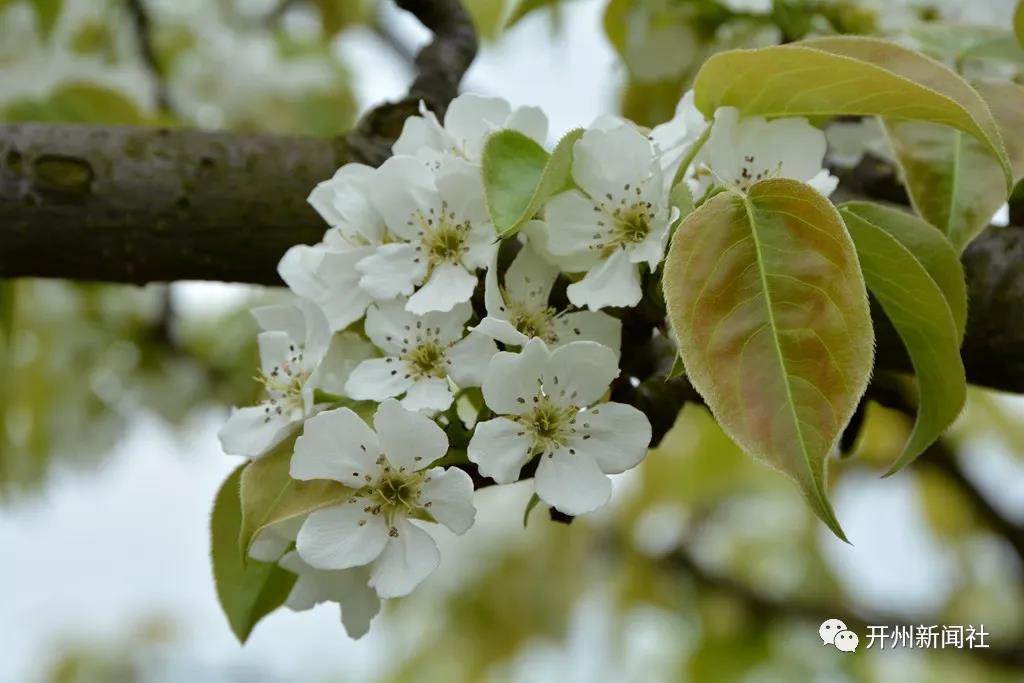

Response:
(218, 91), (836, 637)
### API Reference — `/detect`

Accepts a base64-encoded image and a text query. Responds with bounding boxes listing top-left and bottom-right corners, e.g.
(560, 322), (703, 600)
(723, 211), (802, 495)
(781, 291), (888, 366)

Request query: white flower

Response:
(468, 339), (652, 516)
(695, 107), (839, 197)
(279, 163), (386, 332)
(344, 299), (496, 412)
(218, 299), (331, 458)
(291, 400), (476, 598)
(279, 552), (381, 639)
(358, 155), (496, 315)
(537, 121), (677, 311)
(649, 90), (707, 188)
(393, 93), (548, 164)
(474, 243), (621, 354)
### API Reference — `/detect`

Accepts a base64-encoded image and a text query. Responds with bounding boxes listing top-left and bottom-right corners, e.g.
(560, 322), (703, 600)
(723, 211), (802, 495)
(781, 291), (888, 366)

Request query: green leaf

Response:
(506, 0), (559, 27)
(211, 466), (297, 643)
(663, 179), (874, 540)
(691, 36), (1013, 190)
(839, 203), (966, 475)
(482, 128), (583, 238)
(30, 0), (62, 40)
(885, 79), (1024, 252)
(1015, 0), (1024, 48)
(669, 180), (695, 220)
(239, 437), (351, 558)
(667, 353), (686, 380)
(839, 202), (966, 341)
(522, 493), (541, 527)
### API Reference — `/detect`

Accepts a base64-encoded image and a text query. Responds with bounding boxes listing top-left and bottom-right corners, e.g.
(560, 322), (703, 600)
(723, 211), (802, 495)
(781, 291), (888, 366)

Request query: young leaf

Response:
(885, 79), (1024, 252)
(691, 36), (1012, 189)
(211, 466), (297, 643)
(482, 128), (583, 238)
(663, 179), (874, 540)
(839, 203), (967, 474)
(839, 202), (967, 341)
(239, 436), (351, 558)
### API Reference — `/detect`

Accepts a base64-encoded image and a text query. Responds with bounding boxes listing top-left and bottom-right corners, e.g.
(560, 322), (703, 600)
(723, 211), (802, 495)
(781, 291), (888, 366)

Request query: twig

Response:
(125, 0), (175, 116)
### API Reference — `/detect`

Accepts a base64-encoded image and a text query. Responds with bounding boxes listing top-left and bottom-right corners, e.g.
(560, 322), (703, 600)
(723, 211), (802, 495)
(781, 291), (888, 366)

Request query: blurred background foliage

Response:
(1, 0), (1023, 681)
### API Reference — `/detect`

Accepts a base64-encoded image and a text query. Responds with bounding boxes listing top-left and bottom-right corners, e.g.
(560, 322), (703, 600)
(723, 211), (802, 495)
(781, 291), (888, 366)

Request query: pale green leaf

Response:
(211, 466), (297, 643)
(663, 179), (874, 540)
(839, 202), (966, 474)
(885, 79), (1024, 252)
(1015, 0), (1024, 48)
(667, 353), (686, 380)
(522, 493), (541, 527)
(482, 128), (583, 237)
(692, 36), (1012, 189)
(839, 202), (966, 341)
(239, 436), (351, 557)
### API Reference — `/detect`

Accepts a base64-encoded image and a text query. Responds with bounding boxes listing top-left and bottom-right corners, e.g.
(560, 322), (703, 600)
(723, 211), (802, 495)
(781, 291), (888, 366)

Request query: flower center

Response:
(350, 457), (434, 529)
(403, 341), (446, 379)
(508, 303), (557, 343)
(733, 154), (782, 191)
(257, 344), (309, 422)
(588, 182), (657, 256)
(414, 201), (471, 268)
(519, 394), (578, 454)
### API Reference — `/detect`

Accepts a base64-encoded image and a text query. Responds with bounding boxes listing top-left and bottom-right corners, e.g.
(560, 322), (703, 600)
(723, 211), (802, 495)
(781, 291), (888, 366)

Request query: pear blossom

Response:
(218, 299), (331, 458)
(358, 155), (496, 315)
(649, 90), (707, 187)
(468, 339), (652, 515)
(278, 163), (386, 332)
(694, 107), (839, 198)
(345, 299), (496, 412)
(393, 93), (548, 164)
(292, 400), (476, 597)
(538, 121), (677, 311)
(474, 243), (621, 354)
(279, 552), (381, 639)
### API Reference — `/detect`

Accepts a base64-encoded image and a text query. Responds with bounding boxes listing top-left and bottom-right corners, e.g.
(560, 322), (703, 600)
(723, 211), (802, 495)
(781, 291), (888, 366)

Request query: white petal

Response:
(626, 207), (673, 270)
(337, 570), (381, 639)
(357, 243), (425, 300)
(218, 405), (295, 458)
(422, 300), (474, 345)
(467, 417), (534, 484)
(280, 553), (380, 637)
(506, 105), (549, 146)
(297, 501), (389, 570)
(545, 341), (618, 408)
(401, 376), (454, 412)
(552, 310), (621, 355)
(472, 316), (529, 346)
(374, 398), (449, 471)
(369, 518), (440, 598)
(406, 262), (478, 315)
(566, 248), (643, 310)
(277, 245), (327, 305)
(370, 155), (440, 240)
(257, 330), (294, 374)
(505, 243), (559, 307)
(363, 299), (415, 354)
(344, 358), (415, 401)
(443, 93), (512, 160)
(806, 169), (839, 197)
(572, 124), (656, 203)
(534, 450), (611, 515)
(569, 402), (651, 474)
(316, 248), (375, 331)
(252, 301), (304, 339)
(418, 467), (476, 534)
(436, 157), (490, 227)
(393, 110), (447, 157)
(483, 250), (507, 319)
(481, 338), (549, 415)
(544, 190), (605, 257)
(314, 331), (378, 395)
(523, 219), (599, 273)
(446, 332), (497, 388)
(291, 407), (381, 487)
(297, 297), (332, 369)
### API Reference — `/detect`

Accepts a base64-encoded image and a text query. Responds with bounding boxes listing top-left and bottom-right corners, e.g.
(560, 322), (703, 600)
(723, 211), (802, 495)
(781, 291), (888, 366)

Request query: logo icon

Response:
(820, 618), (859, 653)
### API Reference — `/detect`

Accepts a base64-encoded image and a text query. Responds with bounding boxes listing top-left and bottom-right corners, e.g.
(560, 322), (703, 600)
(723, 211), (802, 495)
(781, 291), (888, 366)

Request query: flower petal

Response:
(374, 398), (449, 471)
(552, 310), (621, 355)
(506, 105), (549, 146)
(473, 316), (529, 346)
(369, 518), (440, 598)
(481, 338), (549, 415)
(572, 123), (656, 204)
(505, 243), (559, 308)
(446, 332), (497, 388)
(443, 94), (512, 160)
(316, 247), (375, 331)
(467, 417), (534, 484)
(344, 358), (415, 402)
(569, 402), (651, 474)
(257, 330), (294, 375)
(218, 404), (295, 458)
(419, 467), (476, 534)
(357, 243), (425, 300)
(277, 245), (326, 307)
(566, 248), (642, 310)
(291, 407), (382, 487)
(401, 377), (453, 412)
(545, 341), (618, 408)
(406, 262), (478, 315)
(297, 501), (389, 570)
(544, 190), (605, 257)
(363, 299), (414, 355)
(534, 450), (611, 515)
